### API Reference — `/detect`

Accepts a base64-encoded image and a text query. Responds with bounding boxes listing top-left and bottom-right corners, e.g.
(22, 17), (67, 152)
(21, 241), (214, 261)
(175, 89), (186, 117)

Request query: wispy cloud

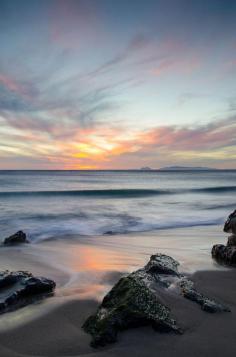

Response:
(152, 55), (201, 77)
(87, 34), (151, 77)
(1, 112), (235, 169)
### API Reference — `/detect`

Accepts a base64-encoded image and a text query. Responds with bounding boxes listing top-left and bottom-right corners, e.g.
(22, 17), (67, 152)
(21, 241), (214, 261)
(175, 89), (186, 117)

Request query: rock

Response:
(83, 273), (181, 347)
(223, 209), (236, 234)
(3, 231), (29, 245)
(211, 210), (236, 266)
(83, 253), (228, 347)
(0, 270), (56, 314)
(212, 244), (236, 265)
(227, 235), (236, 246)
(179, 278), (230, 313)
(145, 253), (180, 276)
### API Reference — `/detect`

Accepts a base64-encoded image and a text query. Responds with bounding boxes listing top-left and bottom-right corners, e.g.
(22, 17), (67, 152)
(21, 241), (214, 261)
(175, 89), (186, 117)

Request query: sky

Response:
(0, 0), (236, 169)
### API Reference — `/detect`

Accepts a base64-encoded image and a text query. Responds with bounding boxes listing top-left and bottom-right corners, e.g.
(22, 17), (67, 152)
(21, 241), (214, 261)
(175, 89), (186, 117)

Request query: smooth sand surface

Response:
(0, 268), (235, 357)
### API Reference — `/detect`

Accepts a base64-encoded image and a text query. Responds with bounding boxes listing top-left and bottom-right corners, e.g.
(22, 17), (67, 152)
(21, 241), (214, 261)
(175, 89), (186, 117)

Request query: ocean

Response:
(0, 170), (235, 242)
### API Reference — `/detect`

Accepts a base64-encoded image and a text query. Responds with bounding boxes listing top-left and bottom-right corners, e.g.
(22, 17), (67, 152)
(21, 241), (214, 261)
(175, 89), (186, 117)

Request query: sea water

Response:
(0, 170), (235, 242)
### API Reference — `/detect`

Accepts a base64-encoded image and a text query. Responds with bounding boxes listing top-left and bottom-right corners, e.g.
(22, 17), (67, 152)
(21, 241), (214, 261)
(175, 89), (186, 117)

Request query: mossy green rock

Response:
(83, 272), (181, 347)
(83, 252), (229, 347)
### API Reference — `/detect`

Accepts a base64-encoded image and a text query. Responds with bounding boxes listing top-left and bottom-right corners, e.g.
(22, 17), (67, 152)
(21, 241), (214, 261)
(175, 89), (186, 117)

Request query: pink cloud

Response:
(135, 118), (236, 155)
(0, 73), (37, 101)
(152, 55), (201, 77)
(0, 74), (24, 95)
(1, 109), (235, 170)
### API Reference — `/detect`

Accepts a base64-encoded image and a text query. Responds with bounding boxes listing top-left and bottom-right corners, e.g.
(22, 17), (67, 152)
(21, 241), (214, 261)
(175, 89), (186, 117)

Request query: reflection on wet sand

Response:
(67, 244), (133, 271)
(0, 225), (229, 307)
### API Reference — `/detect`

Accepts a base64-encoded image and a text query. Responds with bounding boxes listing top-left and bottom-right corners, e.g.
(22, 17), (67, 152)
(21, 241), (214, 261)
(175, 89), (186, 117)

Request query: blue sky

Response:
(0, 0), (235, 169)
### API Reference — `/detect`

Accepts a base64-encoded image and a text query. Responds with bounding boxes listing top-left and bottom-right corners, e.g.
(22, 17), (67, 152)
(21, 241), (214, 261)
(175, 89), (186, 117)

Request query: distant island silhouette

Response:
(139, 166), (219, 171)
(140, 167), (152, 171)
(158, 166), (218, 171)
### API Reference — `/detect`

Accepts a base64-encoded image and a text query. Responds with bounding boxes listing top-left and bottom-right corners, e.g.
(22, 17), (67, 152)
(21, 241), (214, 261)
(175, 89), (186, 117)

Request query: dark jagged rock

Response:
(83, 273), (181, 347)
(3, 231), (29, 245)
(0, 270), (56, 314)
(103, 231), (116, 235)
(145, 253), (179, 276)
(179, 278), (230, 313)
(83, 253), (229, 347)
(212, 244), (236, 265)
(223, 209), (236, 234)
(227, 235), (236, 246)
(212, 209), (236, 266)
(212, 210), (236, 265)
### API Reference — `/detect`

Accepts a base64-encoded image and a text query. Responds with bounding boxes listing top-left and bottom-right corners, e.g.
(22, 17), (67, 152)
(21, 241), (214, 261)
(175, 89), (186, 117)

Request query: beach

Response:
(1, 0), (236, 354)
(0, 170), (235, 356)
(0, 225), (235, 356)
(0, 269), (235, 357)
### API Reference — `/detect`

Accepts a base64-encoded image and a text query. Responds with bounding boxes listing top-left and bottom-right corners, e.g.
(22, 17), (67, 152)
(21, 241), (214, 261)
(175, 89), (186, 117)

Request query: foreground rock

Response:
(0, 270), (56, 314)
(3, 231), (29, 245)
(83, 253), (229, 347)
(212, 210), (236, 265)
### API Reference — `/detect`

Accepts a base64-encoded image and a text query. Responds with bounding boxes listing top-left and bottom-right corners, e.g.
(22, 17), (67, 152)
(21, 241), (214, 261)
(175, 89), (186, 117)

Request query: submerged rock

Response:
(3, 231), (29, 245)
(83, 253), (229, 347)
(212, 210), (236, 266)
(0, 270), (56, 314)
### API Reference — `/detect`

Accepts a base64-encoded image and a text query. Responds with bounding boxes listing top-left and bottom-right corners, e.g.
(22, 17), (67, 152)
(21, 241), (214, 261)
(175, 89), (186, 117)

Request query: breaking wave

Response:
(0, 185), (236, 198)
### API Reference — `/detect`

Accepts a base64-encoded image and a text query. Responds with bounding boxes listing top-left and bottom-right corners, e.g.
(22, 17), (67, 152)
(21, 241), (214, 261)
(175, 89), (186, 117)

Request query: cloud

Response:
(87, 34), (151, 78)
(152, 55), (201, 77)
(0, 67), (129, 134)
(137, 117), (236, 151)
(0, 74), (25, 95)
(0, 1), (235, 170)
(0, 73), (40, 111)
(1, 113), (235, 169)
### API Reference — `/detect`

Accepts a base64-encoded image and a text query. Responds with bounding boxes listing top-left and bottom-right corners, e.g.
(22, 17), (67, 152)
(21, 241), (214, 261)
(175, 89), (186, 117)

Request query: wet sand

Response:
(0, 225), (234, 356)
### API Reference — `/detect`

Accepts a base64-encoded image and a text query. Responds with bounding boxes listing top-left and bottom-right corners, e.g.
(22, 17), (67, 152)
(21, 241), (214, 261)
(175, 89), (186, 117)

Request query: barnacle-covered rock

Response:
(83, 253), (229, 347)
(145, 253), (180, 276)
(83, 273), (181, 347)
